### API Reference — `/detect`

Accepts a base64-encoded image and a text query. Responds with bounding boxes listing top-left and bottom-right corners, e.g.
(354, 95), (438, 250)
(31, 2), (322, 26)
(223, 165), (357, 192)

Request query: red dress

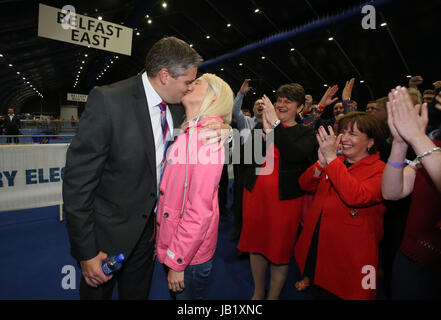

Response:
(238, 143), (303, 264)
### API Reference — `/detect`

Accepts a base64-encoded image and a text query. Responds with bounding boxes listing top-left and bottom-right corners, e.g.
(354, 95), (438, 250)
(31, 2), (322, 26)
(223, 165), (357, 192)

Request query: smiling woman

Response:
(239, 82), (318, 300)
(295, 111), (389, 300)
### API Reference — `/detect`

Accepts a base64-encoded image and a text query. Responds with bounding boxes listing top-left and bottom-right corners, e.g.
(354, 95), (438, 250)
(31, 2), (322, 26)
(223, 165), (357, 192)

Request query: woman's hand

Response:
(261, 94), (279, 127)
(318, 85), (339, 108)
(388, 86), (428, 146)
(318, 147), (327, 168)
(316, 126), (342, 165)
(168, 269), (185, 293)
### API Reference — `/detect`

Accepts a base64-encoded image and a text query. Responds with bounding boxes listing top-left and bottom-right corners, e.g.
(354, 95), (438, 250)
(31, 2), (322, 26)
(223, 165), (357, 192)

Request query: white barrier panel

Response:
(0, 144), (68, 212)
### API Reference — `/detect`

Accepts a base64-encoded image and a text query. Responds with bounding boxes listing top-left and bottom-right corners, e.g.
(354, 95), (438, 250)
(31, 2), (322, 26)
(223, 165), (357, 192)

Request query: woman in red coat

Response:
(295, 112), (388, 300)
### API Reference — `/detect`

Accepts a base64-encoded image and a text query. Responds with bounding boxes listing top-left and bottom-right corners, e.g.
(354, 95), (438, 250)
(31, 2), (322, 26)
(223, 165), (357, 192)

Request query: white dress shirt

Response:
(141, 72), (174, 190)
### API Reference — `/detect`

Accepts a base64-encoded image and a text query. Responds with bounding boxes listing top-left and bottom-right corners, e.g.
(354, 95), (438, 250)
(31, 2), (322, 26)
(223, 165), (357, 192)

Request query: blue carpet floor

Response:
(0, 202), (310, 300)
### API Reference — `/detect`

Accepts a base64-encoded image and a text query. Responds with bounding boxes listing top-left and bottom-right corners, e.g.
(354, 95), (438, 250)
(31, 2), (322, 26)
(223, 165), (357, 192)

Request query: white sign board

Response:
(0, 144), (69, 212)
(67, 93), (88, 103)
(38, 3), (132, 56)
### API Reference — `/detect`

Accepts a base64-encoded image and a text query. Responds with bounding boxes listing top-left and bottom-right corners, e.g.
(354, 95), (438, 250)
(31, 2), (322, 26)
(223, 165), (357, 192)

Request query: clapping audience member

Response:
(238, 83), (317, 300)
(382, 87), (441, 300)
(295, 112), (388, 300)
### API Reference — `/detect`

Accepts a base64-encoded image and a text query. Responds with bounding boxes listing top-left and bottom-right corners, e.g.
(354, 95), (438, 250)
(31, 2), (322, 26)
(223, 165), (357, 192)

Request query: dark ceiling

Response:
(0, 0), (440, 115)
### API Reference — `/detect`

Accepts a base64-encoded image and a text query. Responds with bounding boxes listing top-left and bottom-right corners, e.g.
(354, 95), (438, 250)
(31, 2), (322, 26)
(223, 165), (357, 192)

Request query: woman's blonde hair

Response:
(182, 73), (233, 129)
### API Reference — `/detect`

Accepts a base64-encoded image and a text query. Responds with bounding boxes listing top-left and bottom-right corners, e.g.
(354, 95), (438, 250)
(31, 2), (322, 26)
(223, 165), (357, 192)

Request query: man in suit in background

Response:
(63, 36), (229, 300)
(3, 108), (21, 143)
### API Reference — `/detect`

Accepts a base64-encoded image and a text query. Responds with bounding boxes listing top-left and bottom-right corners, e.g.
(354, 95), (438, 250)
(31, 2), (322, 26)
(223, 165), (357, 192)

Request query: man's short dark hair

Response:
(145, 36), (203, 78)
(276, 83), (305, 106)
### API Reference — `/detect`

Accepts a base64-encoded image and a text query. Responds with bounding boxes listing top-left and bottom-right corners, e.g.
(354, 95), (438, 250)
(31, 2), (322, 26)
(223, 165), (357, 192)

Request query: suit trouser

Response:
(79, 214), (156, 300)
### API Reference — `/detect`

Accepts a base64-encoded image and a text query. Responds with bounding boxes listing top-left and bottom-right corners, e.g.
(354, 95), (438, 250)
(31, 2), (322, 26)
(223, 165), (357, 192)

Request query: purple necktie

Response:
(157, 101), (170, 164)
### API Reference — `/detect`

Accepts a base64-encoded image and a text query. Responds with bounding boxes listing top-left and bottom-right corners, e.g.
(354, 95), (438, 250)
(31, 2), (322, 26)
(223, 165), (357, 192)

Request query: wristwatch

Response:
(272, 119), (281, 129)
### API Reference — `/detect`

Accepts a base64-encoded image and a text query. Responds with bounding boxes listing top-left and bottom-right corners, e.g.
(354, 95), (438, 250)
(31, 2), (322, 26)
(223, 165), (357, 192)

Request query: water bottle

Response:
(102, 253), (125, 275)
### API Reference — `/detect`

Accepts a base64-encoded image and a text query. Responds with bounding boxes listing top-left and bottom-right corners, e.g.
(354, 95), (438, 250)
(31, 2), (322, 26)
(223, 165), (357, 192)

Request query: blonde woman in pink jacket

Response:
(155, 73), (233, 299)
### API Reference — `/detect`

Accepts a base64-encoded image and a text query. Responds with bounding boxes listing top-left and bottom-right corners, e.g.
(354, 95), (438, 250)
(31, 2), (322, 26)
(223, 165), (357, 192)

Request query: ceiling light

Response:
(136, 32), (140, 36)
(290, 48), (295, 51)
(111, 61), (113, 64)
(239, 63), (243, 66)
(360, 80), (365, 83)
(328, 37), (334, 41)
(80, 67), (83, 69)
(206, 35), (210, 39)
(0, 53), (3, 57)
(189, 44), (193, 47)
(220, 68), (224, 71)
(261, 56), (265, 59)
(162, 2), (167, 8)
(227, 23), (231, 27)
(9, 63), (13, 67)
(98, 16), (103, 20)
(145, 14), (149, 18)
(17, 72), (20, 74)
(254, 8), (260, 13)
(273, 90), (276, 93)
(82, 61), (85, 63)
(407, 75), (412, 78)
(381, 22), (387, 27)
(84, 54), (88, 57)
(324, 84), (328, 87)
(115, 56), (119, 59)
(147, 19), (152, 24)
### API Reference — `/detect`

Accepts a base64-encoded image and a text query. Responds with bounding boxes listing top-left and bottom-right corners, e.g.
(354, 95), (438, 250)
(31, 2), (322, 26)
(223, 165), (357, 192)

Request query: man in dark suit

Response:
(63, 37), (229, 300)
(3, 108), (21, 143)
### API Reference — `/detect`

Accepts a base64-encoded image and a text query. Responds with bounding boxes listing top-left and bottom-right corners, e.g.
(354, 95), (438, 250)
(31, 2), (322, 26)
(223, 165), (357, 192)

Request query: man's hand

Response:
(200, 118), (232, 151)
(409, 76), (423, 88)
(342, 78), (355, 101)
(318, 85), (339, 108)
(168, 269), (185, 293)
(239, 79), (252, 95)
(80, 251), (113, 288)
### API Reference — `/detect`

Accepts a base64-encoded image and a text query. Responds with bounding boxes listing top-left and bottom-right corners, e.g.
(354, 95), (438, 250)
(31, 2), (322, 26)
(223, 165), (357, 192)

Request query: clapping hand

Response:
(387, 86), (428, 145)
(261, 94), (279, 134)
(316, 126), (342, 165)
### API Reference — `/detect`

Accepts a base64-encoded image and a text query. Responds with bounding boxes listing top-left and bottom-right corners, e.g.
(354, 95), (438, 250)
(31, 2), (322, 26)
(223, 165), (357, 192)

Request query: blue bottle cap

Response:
(116, 253), (125, 263)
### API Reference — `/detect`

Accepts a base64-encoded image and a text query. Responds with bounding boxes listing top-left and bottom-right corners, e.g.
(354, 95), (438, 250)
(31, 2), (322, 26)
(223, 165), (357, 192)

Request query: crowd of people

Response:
(229, 75), (441, 300)
(62, 36), (441, 301)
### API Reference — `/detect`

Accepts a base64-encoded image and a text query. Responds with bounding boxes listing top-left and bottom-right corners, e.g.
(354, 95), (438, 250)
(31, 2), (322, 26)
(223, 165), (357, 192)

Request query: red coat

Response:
(295, 153), (386, 300)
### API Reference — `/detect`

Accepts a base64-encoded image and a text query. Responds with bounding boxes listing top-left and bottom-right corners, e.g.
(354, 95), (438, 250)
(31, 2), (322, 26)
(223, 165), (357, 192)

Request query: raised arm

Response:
(232, 79), (252, 130)
(388, 86), (441, 194)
